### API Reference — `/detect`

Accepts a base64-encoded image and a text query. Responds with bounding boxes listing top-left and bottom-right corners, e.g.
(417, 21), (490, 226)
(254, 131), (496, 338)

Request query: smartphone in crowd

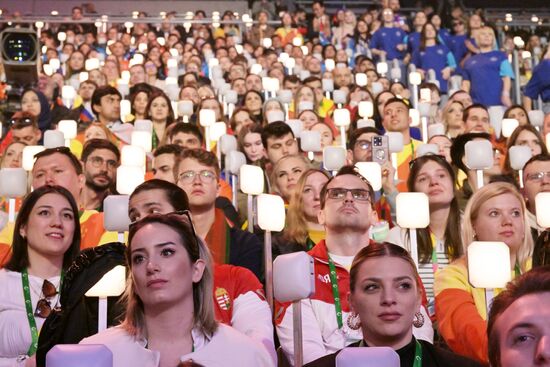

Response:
(371, 135), (389, 165)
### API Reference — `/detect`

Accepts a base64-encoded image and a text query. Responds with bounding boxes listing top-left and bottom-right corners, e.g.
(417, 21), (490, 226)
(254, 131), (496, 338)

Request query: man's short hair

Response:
(130, 179), (189, 211)
(463, 103), (488, 122)
(303, 76), (322, 85)
(91, 85), (121, 114)
(487, 266), (550, 367)
(348, 127), (380, 150)
(176, 149), (220, 177)
(167, 123), (204, 145)
(81, 138), (120, 162)
(34, 147), (83, 175)
(384, 97), (410, 111)
(79, 79), (98, 89)
(261, 121), (295, 148)
(283, 75), (300, 85)
(522, 153), (550, 172)
(153, 144), (184, 158)
(319, 165), (375, 209)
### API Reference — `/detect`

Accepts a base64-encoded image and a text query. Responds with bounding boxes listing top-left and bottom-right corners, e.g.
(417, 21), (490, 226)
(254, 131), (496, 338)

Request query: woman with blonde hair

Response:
(434, 182), (533, 365)
(80, 213), (272, 366)
(441, 100), (464, 138)
(270, 154), (313, 203)
(276, 169), (330, 256)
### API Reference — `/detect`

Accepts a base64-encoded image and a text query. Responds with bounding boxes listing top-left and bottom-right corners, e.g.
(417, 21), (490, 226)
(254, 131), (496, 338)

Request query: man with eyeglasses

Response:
(175, 149), (262, 280)
(276, 166), (433, 364)
(522, 154), (550, 241)
(80, 139), (120, 211)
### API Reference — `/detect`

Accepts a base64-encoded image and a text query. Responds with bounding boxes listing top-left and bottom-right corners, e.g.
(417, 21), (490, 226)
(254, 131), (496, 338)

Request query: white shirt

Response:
(81, 323), (274, 367)
(0, 269), (61, 367)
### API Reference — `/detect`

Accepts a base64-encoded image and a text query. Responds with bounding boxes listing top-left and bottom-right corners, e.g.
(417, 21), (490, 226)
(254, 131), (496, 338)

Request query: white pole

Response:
(410, 228), (419, 269)
(292, 301), (303, 367)
(264, 230), (273, 309)
(98, 297), (108, 332)
(8, 198), (16, 223)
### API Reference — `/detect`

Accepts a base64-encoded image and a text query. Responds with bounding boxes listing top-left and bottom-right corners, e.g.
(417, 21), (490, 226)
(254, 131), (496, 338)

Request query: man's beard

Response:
(86, 174), (113, 192)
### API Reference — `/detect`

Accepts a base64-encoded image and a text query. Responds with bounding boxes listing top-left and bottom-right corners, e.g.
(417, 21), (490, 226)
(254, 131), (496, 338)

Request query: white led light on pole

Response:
(409, 108), (420, 127)
(528, 110), (544, 131)
(103, 195), (131, 243)
(357, 119), (375, 129)
(116, 165), (144, 195)
(509, 146), (532, 188)
(418, 102), (431, 143)
(376, 62), (388, 77)
(225, 90), (238, 118)
(428, 123), (445, 138)
(396, 192), (430, 267)
(262, 38), (272, 48)
(57, 120), (77, 147)
(199, 109), (216, 151)
(416, 144), (439, 157)
(336, 348), (400, 367)
(61, 86), (76, 108)
(420, 88), (431, 103)
(322, 79), (334, 99)
(408, 71), (422, 109)
(358, 101), (373, 119)
(332, 90), (347, 109)
(273, 252), (315, 367)
(85, 265), (126, 331)
(488, 106), (504, 137)
(285, 57), (296, 75)
(117, 79), (129, 98)
(22, 146), (45, 171)
(121, 145), (146, 168)
(120, 100), (131, 123)
(211, 122), (228, 164)
(536, 192), (550, 229)
(286, 119), (303, 139)
(225, 151), (247, 208)
(79, 72), (89, 83)
(323, 147), (346, 175)
(355, 162), (382, 191)
(43, 130), (65, 149)
(85, 58), (100, 71)
(465, 140), (493, 190)
(325, 59), (335, 72)
(131, 131), (152, 153)
(178, 101), (194, 123)
(386, 132), (404, 181)
(49, 58), (61, 72)
(355, 73), (367, 87)
(333, 108), (350, 149)
(501, 118), (519, 138)
(266, 110), (285, 124)
(300, 130), (321, 161)
(240, 164), (265, 232)
(134, 119), (152, 134)
(257, 194), (286, 309)
(0, 168), (27, 222)
(250, 63), (263, 75)
(278, 90), (293, 120)
(468, 241), (511, 314)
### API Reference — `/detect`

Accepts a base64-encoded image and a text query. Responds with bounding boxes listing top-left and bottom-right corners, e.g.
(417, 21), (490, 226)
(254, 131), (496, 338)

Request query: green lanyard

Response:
(21, 269), (63, 356)
(514, 263), (521, 278)
(21, 269), (39, 356)
(359, 339), (423, 366)
(327, 256), (343, 329)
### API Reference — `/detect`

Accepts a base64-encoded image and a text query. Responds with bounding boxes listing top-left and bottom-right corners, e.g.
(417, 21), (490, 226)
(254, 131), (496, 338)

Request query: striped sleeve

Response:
(434, 261), (489, 365)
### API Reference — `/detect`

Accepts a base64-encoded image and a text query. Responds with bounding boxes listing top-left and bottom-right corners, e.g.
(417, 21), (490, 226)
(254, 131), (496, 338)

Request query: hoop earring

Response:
(413, 311), (425, 328)
(346, 312), (361, 330)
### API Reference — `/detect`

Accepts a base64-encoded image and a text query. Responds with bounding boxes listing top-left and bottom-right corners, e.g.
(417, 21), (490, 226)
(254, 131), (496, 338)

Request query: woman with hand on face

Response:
(276, 169), (330, 256)
(305, 242), (482, 367)
(80, 213), (273, 367)
(434, 182), (533, 365)
(386, 155), (463, 309)
(0, 186), (81, 366)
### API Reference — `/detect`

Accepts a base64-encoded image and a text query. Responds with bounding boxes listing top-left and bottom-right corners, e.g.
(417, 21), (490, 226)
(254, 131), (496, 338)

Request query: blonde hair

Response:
(462, 182), (533, 272)
(270, 154), (313, 198)
(285, 169), (329, 246)
(121, 213), (217, 339)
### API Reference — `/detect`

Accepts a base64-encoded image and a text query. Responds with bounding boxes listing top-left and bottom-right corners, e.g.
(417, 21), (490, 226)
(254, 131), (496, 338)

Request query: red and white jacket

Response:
(275, 240), (434, 365)
(213, 264), (275, 361)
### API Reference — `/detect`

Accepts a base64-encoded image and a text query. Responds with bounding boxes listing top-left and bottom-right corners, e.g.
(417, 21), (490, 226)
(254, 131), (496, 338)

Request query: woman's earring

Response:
(346, 312), (361, 330)
(413, 311), (425, 328)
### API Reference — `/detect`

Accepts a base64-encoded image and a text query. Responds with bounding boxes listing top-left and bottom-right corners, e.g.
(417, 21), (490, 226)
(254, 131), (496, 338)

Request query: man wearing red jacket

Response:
(276, 166), (433, 364)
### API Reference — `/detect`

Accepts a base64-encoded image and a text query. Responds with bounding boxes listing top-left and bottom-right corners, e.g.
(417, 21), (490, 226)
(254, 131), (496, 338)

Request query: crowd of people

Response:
(0, 0), (550, 366)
